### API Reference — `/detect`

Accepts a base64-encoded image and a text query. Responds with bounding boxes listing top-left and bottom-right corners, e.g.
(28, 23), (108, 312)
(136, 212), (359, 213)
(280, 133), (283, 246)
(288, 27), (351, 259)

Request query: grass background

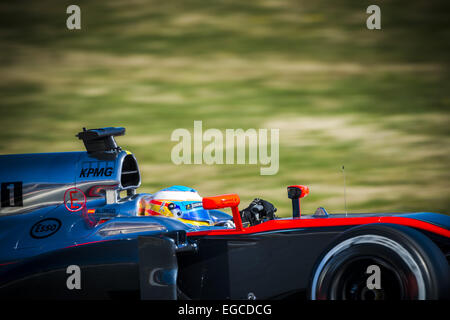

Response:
(0, 0), (449, 216)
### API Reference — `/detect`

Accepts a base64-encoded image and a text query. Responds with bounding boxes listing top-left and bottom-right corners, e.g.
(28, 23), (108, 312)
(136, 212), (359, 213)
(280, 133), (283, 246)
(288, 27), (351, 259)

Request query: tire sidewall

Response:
(309, 223), (449, 300)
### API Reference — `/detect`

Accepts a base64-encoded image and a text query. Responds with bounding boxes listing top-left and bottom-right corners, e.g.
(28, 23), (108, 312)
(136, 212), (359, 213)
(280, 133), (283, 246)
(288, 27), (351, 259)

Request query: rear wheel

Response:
(310, 224), (449, 300)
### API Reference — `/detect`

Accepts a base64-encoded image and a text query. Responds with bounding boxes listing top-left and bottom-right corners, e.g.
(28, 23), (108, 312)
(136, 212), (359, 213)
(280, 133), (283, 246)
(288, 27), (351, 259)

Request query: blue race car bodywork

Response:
(0, 127), (448, 300)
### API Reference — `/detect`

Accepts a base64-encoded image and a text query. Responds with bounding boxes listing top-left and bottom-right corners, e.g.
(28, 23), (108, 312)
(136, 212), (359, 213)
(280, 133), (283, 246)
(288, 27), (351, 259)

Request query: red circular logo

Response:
(64, 187), (86, 212)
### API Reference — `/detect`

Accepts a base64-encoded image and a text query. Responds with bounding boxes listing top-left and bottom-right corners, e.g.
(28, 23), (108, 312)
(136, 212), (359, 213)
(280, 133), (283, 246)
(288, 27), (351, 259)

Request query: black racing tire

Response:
(309, 223), (449, 300)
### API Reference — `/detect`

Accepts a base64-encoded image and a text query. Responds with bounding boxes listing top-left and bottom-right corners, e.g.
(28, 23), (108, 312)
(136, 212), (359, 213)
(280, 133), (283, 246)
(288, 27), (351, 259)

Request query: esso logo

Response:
(30, 218), (61, 239)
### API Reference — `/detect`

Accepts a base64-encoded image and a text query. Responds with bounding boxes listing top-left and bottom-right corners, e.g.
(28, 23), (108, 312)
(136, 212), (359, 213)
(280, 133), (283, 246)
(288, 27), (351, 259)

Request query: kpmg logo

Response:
(79, 161), (115, 178)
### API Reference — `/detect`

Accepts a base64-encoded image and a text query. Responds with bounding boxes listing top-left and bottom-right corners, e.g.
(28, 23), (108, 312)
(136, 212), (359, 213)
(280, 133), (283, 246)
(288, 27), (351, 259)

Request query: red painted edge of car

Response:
(187, 216), (450, 238)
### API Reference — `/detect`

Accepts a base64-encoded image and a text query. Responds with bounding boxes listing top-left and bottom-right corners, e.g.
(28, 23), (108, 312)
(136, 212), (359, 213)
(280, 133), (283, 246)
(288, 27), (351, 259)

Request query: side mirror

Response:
(287, 185), (309, 218)
(202, 194), (243, 231)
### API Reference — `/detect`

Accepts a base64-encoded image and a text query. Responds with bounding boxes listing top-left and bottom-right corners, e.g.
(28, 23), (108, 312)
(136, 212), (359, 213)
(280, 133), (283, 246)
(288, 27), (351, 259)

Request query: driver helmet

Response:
(145, 185), (213, 226)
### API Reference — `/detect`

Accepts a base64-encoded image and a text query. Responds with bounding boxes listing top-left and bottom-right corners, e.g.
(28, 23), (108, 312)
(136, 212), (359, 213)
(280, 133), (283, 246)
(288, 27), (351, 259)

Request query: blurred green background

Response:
(0, 0), (449, 216)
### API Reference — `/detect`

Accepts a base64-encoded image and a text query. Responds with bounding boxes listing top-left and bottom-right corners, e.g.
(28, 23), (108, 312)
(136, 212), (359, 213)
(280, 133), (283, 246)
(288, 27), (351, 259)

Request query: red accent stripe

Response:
(0, 260), (18, 267)
(63, 239), (114, 249)
(187, 216), (450, 237)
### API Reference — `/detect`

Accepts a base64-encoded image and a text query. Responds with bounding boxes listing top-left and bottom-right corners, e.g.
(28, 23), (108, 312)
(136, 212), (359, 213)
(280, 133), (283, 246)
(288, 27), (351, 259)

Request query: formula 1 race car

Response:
(0, 127), (448, 300)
